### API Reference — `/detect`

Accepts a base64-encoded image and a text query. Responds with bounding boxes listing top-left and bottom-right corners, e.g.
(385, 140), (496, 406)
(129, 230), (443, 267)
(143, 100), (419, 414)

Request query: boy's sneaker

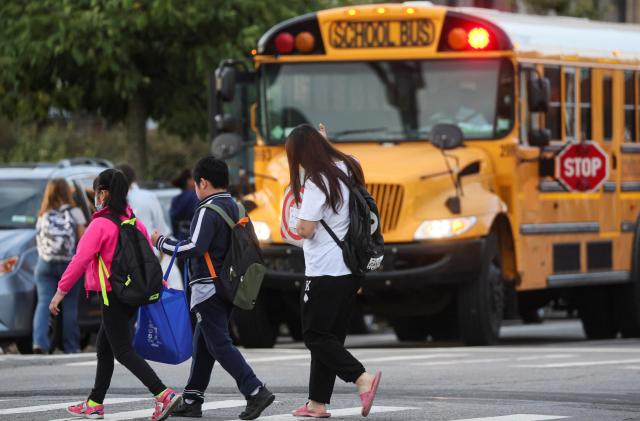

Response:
(171, 400), (203, 418)
(239, 386), (275, 420)
(66, 401), (105, 419)
(151, 389), (182, 421)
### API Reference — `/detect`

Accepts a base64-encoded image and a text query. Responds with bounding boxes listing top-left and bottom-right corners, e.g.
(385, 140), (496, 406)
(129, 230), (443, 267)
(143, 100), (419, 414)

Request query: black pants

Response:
(301, 274), (366, 404)
(89, 293), (166, 403)
(182, 295), (262, 403)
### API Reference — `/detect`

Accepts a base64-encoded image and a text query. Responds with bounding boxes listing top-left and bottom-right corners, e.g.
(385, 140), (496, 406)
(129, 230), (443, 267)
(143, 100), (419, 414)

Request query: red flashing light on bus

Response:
(295, 32), (315, 53)
(275, 32), (295, 54)
(468, 27), (490, 49)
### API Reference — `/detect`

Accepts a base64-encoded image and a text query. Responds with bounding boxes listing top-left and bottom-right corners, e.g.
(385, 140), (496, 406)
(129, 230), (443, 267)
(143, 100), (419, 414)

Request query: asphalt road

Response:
(1, 319), (639, 421)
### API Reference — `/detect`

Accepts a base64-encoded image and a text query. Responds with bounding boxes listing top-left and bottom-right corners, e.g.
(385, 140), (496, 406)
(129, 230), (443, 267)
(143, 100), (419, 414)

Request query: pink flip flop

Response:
(360, 371), (382, 417)
(292, 403), (331, 418)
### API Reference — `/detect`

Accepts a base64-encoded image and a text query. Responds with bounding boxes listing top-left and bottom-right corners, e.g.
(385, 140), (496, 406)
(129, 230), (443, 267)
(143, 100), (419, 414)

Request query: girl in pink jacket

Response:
(49, 169), (181, 421)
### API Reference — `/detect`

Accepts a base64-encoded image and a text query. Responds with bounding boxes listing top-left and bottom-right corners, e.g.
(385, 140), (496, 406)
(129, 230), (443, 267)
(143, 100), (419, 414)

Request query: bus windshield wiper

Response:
(331, 127), (389, 139)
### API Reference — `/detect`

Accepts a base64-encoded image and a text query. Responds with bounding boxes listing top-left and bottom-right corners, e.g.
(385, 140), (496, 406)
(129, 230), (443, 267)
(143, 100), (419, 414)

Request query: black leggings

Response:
(89, 293), (166, 403)
(301, 274), (366, 404)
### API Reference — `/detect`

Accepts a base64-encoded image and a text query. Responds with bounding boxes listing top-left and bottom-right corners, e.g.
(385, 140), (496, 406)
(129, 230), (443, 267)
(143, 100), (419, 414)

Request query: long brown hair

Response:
(286, 124), (365, 213)
(39, 178), (75, 216)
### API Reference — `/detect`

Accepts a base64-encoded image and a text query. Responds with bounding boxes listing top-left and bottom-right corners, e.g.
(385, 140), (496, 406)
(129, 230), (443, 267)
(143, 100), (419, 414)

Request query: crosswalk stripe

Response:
(49, 399), (246, 421)
(359, 353), (469, 363)
(246, 354), (310, 363)
(0, 398), (144, 415)
(414, 358), (510, 366)
(225, 405), (417, 421)
(449, 415), (570, 421)
(513, 354), (575, 361)
(514, 358), (640, 368)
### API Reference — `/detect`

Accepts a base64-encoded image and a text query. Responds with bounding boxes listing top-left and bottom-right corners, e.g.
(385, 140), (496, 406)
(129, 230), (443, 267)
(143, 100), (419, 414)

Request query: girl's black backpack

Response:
(97, 214), (164, 307)
(321, 172), (385, 276)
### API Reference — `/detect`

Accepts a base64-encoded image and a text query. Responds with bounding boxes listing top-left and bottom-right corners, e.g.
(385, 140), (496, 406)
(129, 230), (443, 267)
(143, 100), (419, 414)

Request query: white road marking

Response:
(0, 398), (144, 415)
(226, 405), (417, 420)
(513, 354), (575, 361)
(414, 358), (510, 366)
(49, 399), (246, 421)
(66, 360), (121, 367)
(0, 353), (95, 362)
(359, 353), (469, 363)
(514, 358), (640, 368)
(449, 415), (569, 421)
(246, 354), (310, 363)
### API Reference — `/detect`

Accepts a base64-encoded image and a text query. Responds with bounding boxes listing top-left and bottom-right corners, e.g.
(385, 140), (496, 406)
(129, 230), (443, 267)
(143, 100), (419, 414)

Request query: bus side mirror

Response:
(215, 113), (238, 133)
(529, 128), (551, 148)
(216, 66), (237, 102)
(211, 132), (243, 160)
(431, 124), (464, 150)
(528, 75), (550, 113)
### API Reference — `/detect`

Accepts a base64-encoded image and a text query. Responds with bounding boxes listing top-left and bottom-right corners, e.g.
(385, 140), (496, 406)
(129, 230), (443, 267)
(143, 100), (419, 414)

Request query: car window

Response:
(0, 179), (48, 229)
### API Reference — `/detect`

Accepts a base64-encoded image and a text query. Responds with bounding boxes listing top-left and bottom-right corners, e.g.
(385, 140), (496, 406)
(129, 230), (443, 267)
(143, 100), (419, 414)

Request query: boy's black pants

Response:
(182, 294), (262, 403)
(89, 293), (166, 403)
(301, 274), (366, 404)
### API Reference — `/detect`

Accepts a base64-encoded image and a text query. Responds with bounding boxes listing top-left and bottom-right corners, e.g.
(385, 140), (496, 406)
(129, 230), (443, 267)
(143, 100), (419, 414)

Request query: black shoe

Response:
(170, 400), (202, 418)
(239, 386), (275, 420)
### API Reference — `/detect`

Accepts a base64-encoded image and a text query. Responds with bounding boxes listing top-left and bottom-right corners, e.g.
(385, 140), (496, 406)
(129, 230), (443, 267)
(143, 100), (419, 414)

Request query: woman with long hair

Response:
(286, 124), (382, 418)
(33, 178), (86, 354)
(48, 169), (181, 421)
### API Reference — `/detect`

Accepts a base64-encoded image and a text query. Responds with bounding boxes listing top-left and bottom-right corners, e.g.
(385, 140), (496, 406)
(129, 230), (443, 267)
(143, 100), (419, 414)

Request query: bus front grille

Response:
(365, 183), (404, 234)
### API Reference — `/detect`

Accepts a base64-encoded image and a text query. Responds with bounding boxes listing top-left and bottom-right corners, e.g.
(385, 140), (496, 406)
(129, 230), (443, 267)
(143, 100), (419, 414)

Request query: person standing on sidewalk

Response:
(286, 124), (382, 418)
(152, 156), (274, 420)
(33, 178), (86, 354)
(48, 169), (181, 421)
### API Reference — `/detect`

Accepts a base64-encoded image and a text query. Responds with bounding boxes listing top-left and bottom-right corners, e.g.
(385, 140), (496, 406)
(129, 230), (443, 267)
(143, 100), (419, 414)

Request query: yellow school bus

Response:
(211, 3), (640, 347)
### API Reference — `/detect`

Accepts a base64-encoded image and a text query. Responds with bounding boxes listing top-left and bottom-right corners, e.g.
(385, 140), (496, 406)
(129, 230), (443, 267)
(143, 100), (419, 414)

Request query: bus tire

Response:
(614, 214), (640, 337)
(577, 286), (617, 339)
(232, 300), (278, 348)
(391, 317), (428, 342)
(457, 233), (504, 346)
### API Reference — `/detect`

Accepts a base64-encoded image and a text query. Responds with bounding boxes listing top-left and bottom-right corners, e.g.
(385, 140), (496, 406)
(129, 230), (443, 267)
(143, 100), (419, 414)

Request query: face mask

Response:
(94, 194), (104, 211)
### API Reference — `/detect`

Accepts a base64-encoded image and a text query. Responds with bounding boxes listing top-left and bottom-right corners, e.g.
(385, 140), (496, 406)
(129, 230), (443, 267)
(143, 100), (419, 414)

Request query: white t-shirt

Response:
(298, 161), (351, 277)
(127, 183), (170, 235)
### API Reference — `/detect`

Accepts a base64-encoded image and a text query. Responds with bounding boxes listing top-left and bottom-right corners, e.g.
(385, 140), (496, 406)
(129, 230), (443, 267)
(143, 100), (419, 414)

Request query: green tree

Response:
(0, 0), (327, 177)
(523, 0), (606, 19)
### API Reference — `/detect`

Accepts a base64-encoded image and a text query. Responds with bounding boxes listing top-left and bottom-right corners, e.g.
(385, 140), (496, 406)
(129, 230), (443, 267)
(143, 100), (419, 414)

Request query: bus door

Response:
(592, 68), (622, 237)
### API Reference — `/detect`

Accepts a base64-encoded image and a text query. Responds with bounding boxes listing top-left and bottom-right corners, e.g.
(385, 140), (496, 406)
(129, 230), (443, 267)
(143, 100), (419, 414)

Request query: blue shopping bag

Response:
(134, 243), (192, 364)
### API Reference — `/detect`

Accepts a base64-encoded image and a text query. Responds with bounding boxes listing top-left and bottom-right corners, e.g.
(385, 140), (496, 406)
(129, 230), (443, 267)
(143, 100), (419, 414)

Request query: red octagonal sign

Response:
(556, 142), (610, 192)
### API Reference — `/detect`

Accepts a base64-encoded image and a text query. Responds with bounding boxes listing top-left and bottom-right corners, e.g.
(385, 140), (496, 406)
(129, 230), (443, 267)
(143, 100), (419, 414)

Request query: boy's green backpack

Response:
(200, 203), (266, 310)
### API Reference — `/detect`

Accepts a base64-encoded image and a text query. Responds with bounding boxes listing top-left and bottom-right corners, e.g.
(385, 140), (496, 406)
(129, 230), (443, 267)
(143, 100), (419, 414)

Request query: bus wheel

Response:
(457, 233), (504, 346)
(577, 286), (617, 339)
(391, 317), (428, 342)
(232, 300), (278, 348)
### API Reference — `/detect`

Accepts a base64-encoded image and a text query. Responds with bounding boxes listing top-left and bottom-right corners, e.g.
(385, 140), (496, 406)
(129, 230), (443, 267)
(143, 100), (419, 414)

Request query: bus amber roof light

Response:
(274, 32), (294, 54)
(448, 27), (467, 50)
(347, 8), (357, 16)
(250, 49), (257, 56)
(295, 32), (315, 53)
(376, 7), (386, 14)
(468, 27), (490, 49)
(406, 7), (416, 14)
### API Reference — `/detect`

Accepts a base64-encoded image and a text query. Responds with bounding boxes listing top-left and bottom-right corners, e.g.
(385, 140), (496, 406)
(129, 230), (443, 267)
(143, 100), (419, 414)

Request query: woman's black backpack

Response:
(320, 172), (385, 276)
(97, 214), (164, 307)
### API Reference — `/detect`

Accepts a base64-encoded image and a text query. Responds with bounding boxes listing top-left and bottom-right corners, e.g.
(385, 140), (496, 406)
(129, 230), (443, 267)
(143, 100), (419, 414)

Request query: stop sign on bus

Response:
(555, 142), (609, 192)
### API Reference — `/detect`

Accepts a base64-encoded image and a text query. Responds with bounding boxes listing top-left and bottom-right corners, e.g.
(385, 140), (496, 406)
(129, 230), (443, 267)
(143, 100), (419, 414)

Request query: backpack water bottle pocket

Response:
(232, 263), (266, 311)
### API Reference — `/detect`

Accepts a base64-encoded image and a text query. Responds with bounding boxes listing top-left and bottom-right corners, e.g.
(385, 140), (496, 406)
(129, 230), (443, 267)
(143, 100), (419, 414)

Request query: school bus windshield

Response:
(261, 58), (514, 143)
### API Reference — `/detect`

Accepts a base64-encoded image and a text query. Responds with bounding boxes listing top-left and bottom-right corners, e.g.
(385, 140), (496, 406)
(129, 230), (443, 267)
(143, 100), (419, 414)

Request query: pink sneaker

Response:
(292, 403), (331, 418)
(66, 401), (105, 419)
(150, 389), (182, 421)
(360, 371), (382, 417)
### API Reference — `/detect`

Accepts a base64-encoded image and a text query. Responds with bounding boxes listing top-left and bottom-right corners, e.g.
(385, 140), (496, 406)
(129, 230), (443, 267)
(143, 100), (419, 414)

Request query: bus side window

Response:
(563, 67), (577, 141)
(580, 68), (592, 141)
(544, 66), (561, 140)
(624, 70), (637, 142)
(603, 75), (613, 142)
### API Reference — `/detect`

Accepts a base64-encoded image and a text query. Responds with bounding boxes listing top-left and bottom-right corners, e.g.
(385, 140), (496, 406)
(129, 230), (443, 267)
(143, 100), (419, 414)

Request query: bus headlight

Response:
(252, 221), (272, 242)
(414, 216), (477, 240)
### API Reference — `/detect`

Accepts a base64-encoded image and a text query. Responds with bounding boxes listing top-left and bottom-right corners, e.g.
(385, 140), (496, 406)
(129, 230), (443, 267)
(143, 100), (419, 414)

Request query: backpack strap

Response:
(97, 255), (110, 306)
(320, 220), (344, 250)
(198, 202), (245, 279)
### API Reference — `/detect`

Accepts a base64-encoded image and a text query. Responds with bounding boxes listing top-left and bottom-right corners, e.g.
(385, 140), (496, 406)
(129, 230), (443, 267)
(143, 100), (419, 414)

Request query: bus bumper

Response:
(262, 238), (486, 292)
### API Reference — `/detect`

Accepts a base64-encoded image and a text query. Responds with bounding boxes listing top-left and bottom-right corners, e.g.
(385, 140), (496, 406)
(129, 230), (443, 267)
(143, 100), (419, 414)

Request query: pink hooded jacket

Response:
(57, 206), (153, 295)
